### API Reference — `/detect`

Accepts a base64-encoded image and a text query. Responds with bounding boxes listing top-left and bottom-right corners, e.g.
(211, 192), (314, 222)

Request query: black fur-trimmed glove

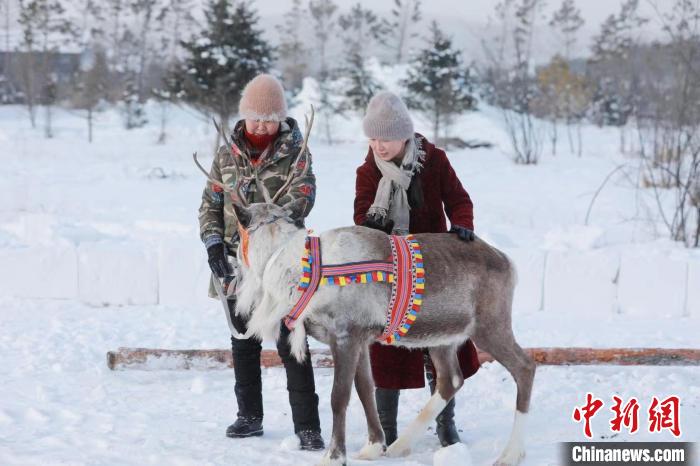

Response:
(363, 216), (395, 234)
(207, 243), (232, 278)
(449, 225), (475, 241)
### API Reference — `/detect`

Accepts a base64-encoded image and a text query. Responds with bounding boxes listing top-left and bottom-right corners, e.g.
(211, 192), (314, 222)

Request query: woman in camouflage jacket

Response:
(198, 74), (323, 450)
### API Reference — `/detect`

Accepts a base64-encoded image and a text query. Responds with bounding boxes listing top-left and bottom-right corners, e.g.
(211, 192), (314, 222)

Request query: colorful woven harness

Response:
(284, 235), (425, 345)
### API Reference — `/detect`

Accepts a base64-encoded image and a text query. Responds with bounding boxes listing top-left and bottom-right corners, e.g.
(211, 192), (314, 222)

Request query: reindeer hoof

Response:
(493, 448), (525, 466)
(316, 450), (346, 466)
(385, 438), (411, 458)
(354, 441), (385, 460)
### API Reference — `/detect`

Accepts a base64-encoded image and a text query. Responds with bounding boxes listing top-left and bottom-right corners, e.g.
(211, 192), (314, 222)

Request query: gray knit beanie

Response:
(238, 74), (288, 121)
(362, 91), (414, 140)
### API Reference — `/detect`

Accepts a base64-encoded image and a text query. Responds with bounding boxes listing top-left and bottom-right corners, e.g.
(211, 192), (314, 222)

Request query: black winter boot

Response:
(297, 429), (325, 451)
(277, 324), (322, 436)
(425, 351), (461, 446)
(226, 416), (263, 438)
(435, 398), (460, 446)
(227, 302), (264, 437)
(375, 388), (400, 446)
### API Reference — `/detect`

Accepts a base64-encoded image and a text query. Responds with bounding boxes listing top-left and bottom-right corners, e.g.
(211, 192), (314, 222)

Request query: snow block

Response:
(617, 253), (687, 318)
(158, 238), (212, 308)
(686, 260), (700, 317)
(543, 250), (619, 315)
(78, 241), (158, 306)
(0, 245), (78, 299)
(502, 248), (545, 312)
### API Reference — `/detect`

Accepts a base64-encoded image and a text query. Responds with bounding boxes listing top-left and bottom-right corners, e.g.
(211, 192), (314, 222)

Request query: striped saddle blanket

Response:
(284, 234), (425, 345)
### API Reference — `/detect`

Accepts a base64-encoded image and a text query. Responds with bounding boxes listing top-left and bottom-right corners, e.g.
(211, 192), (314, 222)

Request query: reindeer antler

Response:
(213, 117), (273, 204)
(271, 105), (315, 203)
(192, 144), (248, 207)
(194, 107), (314, 208)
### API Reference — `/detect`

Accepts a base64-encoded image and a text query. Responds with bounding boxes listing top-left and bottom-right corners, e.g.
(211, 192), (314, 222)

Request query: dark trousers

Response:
(228, 300), (320, 433)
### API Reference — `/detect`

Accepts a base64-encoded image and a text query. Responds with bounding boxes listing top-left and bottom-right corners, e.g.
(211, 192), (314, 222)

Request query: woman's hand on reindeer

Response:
(449, 225), (475, 241)
(362, 217), (395, 234)
(207, 243), (232, 278)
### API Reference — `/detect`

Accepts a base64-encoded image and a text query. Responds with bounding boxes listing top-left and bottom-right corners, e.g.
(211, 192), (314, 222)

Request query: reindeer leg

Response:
(386, 345), (463, 458)
(317, 333), (362, 466)
(473, 326), (535, 466)
(352, 343), (385, 460)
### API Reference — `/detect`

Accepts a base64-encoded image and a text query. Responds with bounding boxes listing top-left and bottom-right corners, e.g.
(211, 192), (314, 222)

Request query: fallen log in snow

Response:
(107, 347), (700, 371)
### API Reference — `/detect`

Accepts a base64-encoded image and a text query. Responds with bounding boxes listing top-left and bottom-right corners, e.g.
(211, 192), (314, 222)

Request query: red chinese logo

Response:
(573, 393), (604, 438)
(610, 396), (640, 434)
(648, 395), (681, 437)
(573, 394), (682, 438)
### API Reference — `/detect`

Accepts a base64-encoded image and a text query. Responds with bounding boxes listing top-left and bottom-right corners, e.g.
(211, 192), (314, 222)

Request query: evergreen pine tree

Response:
(341, 51), (381, 112)
(308, 0), (338, 144)
(589, 0), (647, 128)
(172, 0), (272, 128)
(338, 3), (385, 113)
(277, 0), (308, 94)
(73, 46), (109, 142)
(153, 0), (195, 143)
(549, 0), (584, 63)
(402, 22), (475, 142)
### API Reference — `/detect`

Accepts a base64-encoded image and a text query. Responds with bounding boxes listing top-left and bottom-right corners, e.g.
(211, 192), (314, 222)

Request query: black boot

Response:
(297, 429), (325, 451)
(227, 302), (264, 438)
(277, 324), (324, 449)
(375, 388), (399, 446)
(435, 398), (460, 446)
(425, 351), (461, 446)
(226, 416), (263, 438)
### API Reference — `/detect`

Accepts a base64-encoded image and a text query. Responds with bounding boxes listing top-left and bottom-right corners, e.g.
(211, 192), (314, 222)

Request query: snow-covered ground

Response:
(1, 96), (698, 465)
(1, 297), (698, 466)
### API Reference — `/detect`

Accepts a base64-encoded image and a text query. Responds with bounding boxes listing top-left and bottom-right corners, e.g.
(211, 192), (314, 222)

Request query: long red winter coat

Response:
(354, 133), (480, 389)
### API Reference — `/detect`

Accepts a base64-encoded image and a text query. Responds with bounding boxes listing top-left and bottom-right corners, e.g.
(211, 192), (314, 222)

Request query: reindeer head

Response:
(229, 201), (305, 273)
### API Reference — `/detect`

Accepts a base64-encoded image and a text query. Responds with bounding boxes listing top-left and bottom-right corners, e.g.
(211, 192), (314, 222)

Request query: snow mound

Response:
(433, 442), (473, 466)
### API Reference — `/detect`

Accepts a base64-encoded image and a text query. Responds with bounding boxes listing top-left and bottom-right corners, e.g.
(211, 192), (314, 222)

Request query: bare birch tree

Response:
(17, 0), (76, 135)
(637, 0), (700, 247)
(483, 0), (545, 164)
(382, 0), (421, 64)
(549, 0), (585, 155)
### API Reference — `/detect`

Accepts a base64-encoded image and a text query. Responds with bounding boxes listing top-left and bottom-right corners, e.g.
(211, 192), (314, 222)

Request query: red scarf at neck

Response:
(244, 128), (277, 153)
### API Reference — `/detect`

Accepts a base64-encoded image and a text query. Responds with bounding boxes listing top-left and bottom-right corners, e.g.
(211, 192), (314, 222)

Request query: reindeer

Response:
(193, 109), (535, 466)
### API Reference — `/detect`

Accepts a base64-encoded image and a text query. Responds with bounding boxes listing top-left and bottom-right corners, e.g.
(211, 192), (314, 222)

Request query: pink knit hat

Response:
(238, 74), (288, 121)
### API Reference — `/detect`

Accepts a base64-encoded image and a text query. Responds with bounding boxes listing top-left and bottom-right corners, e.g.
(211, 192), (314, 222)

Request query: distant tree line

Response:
(0, 0), (698, 246)
(480, 0), (700, 246)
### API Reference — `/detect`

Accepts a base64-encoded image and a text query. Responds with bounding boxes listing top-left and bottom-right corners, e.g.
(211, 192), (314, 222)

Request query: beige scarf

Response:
(366, 138), (420, 236)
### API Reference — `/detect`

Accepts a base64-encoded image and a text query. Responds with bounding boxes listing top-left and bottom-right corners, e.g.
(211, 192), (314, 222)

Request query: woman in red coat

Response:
(353, 91), (480, 447)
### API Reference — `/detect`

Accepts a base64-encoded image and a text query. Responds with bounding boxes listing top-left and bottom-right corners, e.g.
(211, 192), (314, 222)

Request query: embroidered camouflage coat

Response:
(199, 117), (316, 284)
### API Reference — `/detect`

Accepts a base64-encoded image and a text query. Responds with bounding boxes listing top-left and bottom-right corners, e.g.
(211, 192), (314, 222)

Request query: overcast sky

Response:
(2, 0), (673, 63)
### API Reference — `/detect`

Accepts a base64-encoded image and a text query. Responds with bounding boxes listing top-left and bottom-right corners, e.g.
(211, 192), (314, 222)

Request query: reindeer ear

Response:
(293, 217), (305, 229)
(282, 206), (302, 227)
(232, 203), (251, 229)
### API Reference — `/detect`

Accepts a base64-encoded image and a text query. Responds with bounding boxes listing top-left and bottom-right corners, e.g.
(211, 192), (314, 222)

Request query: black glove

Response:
(449, 225), (475, 241)
(363, 217), (395, 234)
(207, 243), (232, 278)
